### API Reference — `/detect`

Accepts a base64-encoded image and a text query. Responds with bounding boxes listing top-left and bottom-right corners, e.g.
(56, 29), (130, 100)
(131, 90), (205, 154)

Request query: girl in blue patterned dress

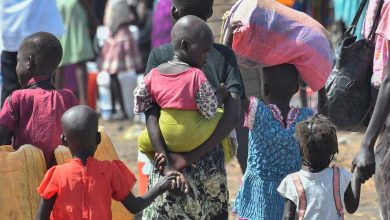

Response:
(233, 64), (314, 220)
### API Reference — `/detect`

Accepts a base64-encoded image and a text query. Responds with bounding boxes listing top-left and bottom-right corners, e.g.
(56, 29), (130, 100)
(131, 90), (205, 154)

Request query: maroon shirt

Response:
(0, 77), (78, 167)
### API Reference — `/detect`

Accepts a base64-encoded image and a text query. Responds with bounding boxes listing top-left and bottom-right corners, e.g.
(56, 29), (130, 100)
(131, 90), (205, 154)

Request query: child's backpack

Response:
(54, 126), (135, 220)
(0, 145), (47, 219)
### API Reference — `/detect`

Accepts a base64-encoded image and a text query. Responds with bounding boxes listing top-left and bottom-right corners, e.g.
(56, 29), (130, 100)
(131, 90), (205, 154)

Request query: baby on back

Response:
(0, 32), (78, 167)
(134, 15), (234, 163)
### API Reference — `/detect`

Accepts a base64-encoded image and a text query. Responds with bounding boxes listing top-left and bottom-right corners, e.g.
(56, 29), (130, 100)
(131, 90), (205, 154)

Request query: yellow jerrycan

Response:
(0, 145), (47, 220)
(54, 126), (135, 220)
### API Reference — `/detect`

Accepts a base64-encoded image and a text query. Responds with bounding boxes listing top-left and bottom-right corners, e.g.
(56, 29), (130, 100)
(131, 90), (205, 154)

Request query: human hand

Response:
(224, 21), (243, 47)
(154, 153), (167, 174)
(169, 152), (191, 171)
(352, 146), (376, 183)
(164, 170), (189, 195)
(154, 172), (178, 195)
(216, 83), (229, 106)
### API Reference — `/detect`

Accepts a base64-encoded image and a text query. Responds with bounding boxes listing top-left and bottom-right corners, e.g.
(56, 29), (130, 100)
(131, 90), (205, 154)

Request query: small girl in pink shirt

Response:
(134, 16), (233, 163)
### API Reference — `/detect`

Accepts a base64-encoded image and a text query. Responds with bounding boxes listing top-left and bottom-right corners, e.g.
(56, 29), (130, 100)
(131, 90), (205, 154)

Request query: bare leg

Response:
(55, 66), (66, 89)
(110, 74), (128, 119)
(75, 62), (88, 105)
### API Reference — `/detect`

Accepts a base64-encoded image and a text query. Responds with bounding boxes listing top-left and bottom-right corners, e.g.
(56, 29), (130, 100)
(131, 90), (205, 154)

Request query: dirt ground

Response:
(102, 120), (380, 219)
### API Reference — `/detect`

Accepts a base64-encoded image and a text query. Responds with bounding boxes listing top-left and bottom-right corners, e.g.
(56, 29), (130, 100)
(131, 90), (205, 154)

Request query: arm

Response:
(145, 107), (173, 170)
(35, 197), (56, 220)
(344, 171), (361, 214)
(121, 173), (176, 214)
(282, 198), (296, 220)
(236, 98), (249, 174)
(0, 125), (11, 145)
(353, 58), (390, 181)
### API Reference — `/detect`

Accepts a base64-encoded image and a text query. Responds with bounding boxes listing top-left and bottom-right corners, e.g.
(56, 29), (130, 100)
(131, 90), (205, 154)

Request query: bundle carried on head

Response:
(224, 0), (334, 91)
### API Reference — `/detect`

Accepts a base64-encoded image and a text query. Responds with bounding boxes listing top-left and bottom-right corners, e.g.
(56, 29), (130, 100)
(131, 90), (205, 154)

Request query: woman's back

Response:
(246, 99), (313, 178)
(234, 97), (313, 220)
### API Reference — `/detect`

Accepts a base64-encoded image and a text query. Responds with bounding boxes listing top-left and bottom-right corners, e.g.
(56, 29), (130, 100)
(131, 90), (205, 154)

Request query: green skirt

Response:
(56, 0), (94, 66)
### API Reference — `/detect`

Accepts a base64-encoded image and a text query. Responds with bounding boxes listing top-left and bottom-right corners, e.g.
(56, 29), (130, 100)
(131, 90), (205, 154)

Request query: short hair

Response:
(296, 115), (339, 170)
(171, 15), (214, 51)
(172, 0), (214, 20)
(19, 32), (63, 74)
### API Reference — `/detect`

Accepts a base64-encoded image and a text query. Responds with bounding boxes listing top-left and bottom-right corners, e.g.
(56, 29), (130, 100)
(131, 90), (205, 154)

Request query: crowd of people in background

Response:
(1, 0), (390, 219)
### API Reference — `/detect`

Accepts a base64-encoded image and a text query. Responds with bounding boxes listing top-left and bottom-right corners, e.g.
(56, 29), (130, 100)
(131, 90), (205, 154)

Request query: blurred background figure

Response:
(98, 0), (142, 120)
(55, 0), (98, 105)
(1, 0), (64, 107)
(136, 0), (153, 74)
(151, 0), (173, 48)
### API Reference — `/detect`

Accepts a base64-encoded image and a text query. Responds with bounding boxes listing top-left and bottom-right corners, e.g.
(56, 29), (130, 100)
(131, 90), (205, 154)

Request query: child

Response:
(233, 64), (314, 220)
(134, 15), (233, 162)
(0, 32), (78, 167)
(99, 0), (142, 120)
(278, 115), (361, 219)
(35, 105), (181, 219)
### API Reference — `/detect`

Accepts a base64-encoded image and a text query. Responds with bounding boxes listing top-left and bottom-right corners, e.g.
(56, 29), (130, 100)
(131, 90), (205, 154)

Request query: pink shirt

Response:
(0, 77), (78, 167)
(134, 67), (218, 119)
(363, 0), (390, 88)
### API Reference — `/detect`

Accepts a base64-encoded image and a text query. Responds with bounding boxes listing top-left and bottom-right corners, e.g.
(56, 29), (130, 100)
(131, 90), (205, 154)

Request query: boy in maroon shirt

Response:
(0, 32), (78, 167)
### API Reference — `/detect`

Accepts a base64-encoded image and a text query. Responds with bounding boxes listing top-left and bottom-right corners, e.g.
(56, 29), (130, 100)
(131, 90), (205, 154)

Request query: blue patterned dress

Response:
(233, 97), (314, 220)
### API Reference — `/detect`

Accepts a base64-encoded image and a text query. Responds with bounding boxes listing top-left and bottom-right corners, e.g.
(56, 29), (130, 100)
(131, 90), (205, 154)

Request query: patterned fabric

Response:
(133, 68), (218, 118)
(133, 81), (154, 113)
(151, 0), (173, 48)
(233, 97), (314, 220)
(142, 147), (228, 220)
(195, 82), (218, 119)
(362, 0), (390, 88)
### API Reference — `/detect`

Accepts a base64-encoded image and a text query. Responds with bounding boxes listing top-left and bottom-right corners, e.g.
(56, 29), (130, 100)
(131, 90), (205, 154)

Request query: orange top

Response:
(276, 0), (295, 7)
(37, 157), (136, 220)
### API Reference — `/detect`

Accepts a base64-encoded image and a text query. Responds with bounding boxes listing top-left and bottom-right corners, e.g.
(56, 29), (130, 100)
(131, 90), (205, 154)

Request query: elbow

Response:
(345, 202), (359, 214)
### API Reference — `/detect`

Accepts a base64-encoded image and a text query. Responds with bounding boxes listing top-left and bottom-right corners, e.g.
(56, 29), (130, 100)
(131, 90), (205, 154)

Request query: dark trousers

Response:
(1, 51), (20, 107)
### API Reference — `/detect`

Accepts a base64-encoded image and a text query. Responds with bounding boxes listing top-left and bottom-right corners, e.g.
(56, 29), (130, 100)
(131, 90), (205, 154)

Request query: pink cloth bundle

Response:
(225, 0), (334, 91)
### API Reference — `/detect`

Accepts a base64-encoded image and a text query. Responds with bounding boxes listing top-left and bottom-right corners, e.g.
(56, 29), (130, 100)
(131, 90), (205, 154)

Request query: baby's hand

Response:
(154, 153), (167, 174)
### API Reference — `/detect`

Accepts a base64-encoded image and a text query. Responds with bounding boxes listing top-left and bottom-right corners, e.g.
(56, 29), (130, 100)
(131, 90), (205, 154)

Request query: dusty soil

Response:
(102, 120), (380, 219)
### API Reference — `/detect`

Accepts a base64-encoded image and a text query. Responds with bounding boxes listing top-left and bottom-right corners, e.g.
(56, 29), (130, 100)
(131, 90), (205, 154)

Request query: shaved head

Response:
(171, 15), (214, 51)
(61, 105), (99, 156)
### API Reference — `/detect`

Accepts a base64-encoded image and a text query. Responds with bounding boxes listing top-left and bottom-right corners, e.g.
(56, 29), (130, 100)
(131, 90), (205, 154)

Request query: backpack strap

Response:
(332, 166), (345, 220)
(291, 173), (307, 220)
